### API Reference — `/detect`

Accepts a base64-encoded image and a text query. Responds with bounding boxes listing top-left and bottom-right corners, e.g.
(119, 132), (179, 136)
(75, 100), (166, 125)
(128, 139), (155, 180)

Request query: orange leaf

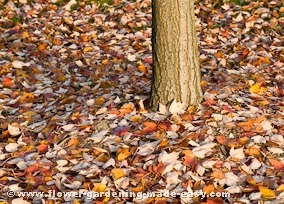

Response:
(153, 162), (166, 174)
(245, 146), (260, 157)
(154, 198), (167, 204)
(20, 92), (35, 103)
(121, 103), (134, 110)
(216, 135), (227, 145)
(253, 115), (266, 125)
(142, 122), (157, 133)
(237, 119), (254, 131)
(183, 155), (197, 169)
(210, 169), (225, 179)
(202, 198), (224, 204)
(269, 159), (284, 170)
(37, 144), (48, 153)
(138, 64), (147, 74)
(203, 184), (215, 194)
(238, 137), (249, 146)
(53, 38), (63, 45)
(2, 77), (14, 87)
(68, 139), (79, 147)
(25, 163), (39, 174)
(38, 44), (47, 51)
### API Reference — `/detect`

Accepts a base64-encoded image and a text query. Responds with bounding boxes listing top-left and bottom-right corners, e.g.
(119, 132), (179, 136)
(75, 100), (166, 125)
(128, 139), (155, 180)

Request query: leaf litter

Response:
(0, 0), (284, 203)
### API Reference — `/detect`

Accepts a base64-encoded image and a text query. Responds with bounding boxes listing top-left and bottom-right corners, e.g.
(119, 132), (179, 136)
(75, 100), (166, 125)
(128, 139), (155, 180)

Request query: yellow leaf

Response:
(117, 149), (131, 161)
(130, 115), (144, 122)
(111, 168), (126, 181)
(93, 183), (106, 192)
(72, 199), (80, 204)
(83, 47), (93, 52)
(102, 196), (110, 203)
(259, 186), (275, 198)
(23, 111), (37, 119)
(20, 92), (35, 103)
(22, 31), (29, 38)
(132, 178), (146, 193)
(249, 83), (267, 94)
(44, 176), (53, 182)
(57, 75), (66, 82)
(102, 59), (109, 65)
(276, 184), (284, 192)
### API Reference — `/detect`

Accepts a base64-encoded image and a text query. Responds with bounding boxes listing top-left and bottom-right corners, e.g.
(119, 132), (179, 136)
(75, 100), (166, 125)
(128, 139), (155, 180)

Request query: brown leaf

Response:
(153, 162), (166, 174)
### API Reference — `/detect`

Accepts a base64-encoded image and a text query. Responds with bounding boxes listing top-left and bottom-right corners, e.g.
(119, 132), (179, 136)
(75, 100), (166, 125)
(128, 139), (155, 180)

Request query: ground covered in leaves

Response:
(0, 0), (284, 203)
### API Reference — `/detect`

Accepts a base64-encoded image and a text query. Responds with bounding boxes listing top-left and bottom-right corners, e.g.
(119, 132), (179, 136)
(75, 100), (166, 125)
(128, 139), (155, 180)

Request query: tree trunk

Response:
(149, 0), (203, 110)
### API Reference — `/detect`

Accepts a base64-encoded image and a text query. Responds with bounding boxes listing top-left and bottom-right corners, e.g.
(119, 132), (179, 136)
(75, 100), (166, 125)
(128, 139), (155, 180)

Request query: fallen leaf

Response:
(230, 147), (245, 160)
(169, 100), (185, 115)
(259, 186), (275, 198)
(8, 124), (21, 136)
(142, 121), (157, 133)
(2, 77), (14, 87)
(20, 93), (34, 103)
(249, 83), (267, 94)
(93, 183), (106, 192)
(111, 168), (126, 181)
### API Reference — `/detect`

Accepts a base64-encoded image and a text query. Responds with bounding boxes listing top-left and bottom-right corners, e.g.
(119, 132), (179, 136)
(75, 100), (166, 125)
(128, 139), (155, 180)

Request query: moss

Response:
(86, 0), (113, 7)
(228, 0), (249, 6)
(52, 0), (70, 6)
(70, 3), (79, 11)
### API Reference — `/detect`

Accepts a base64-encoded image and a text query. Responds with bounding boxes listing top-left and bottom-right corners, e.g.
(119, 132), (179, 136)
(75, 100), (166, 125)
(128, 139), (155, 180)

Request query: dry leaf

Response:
(111, 168), (126, 181)
(8, 124), (21, 136)
(259, 186), (275, 198)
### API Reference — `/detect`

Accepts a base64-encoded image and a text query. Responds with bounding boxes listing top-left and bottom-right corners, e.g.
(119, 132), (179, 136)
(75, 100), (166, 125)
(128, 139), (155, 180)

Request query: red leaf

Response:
(114, 126), (130, 136)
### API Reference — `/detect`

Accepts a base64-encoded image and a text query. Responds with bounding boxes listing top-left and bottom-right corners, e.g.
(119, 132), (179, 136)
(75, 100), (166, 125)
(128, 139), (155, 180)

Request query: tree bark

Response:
(149, 0), (203, 110)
